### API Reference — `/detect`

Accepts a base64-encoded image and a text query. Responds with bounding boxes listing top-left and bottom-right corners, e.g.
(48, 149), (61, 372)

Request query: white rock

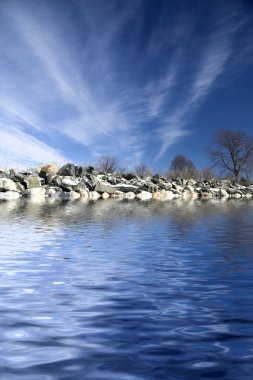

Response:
(102, 192), (110, 200)
(136, 191), (152, 200)
(219, 189), (229, 198)
(111, 191), (124, 198)
(89, 191), (101, 200)
(26, 188), (46, 198)
(123, 192), (136, 200)
(78, 188), (89, 199)
(0, 191), (20, 201)
(0, 178), (17, 192)
(69, 191), (80, 200)
(61, 178), (79, 187)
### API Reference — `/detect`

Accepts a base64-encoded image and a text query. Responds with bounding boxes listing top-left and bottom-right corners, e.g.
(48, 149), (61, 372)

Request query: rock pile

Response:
(0, 163), (253, 202)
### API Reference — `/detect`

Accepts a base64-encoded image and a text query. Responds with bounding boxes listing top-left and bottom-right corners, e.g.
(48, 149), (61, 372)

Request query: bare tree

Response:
(169, 154), (197, 179)
(198, 167), (217, 181)
(96, 156), (119, 173)
(206, 129), (253, 182)
(134, 164), (152, 178)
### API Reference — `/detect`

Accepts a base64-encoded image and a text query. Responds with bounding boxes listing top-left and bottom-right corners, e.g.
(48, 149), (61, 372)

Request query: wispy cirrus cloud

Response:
(0, 0), (252, 168)
(0, 124), (67, 169)
(156, 6), (252, 159)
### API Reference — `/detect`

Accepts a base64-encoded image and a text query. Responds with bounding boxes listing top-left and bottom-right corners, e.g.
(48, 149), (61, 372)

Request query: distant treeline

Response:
(94, 129), (253, 184)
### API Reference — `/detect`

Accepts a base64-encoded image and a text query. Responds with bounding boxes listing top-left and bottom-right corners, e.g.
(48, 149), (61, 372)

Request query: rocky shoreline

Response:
(0, 163), (253, 202)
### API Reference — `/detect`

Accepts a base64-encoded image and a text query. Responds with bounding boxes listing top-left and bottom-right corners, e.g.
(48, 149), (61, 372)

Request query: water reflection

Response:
(0, 198), (253, 379)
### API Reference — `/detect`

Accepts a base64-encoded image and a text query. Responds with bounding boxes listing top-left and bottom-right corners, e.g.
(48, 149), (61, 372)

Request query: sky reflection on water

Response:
(1, 199), (253, 379)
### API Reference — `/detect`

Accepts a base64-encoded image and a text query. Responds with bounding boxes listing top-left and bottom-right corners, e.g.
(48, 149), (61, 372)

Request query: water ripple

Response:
(0, 199), (253, 379)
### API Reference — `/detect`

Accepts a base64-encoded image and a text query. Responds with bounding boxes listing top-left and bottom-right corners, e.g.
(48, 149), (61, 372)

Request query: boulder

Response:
(69, 191), (81, 200)
(39, 164), (58, 177)
(136, 191), (152, 200)
(89, 191), (101, 200)
(123, 192), (136, 200)
(0, 178), (17, 192)
(115, 184), (140, 193)
(24, 175), (41, 189)
(58, 163), (76, 176)
(0, 191), (20, 201)
(102, 192), (110, 200)
(86, 166), (95, 174)
(77, 188), (89, 199)
(95, 181), (115, 194)
(162, 182), (173, 190)
(123, 173), (136, 180)
(0, 170), (7, 178)
(75, 166), (86, 177)
(61, 178), (79, 187)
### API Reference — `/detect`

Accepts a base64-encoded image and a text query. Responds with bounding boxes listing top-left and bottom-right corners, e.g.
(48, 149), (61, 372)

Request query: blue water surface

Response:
(0, 198), (253, 380)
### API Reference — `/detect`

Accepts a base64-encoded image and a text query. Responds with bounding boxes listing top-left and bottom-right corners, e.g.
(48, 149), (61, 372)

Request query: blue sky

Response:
(0, 0), (253, 171)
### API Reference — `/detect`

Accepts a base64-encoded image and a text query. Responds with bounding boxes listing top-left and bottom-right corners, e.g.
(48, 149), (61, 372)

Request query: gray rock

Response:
(75, 166), (86, 177)
(95, 181), (116, 194)
(58, 163), (76, 176)
(115, 184), (140, 193)
(123, 173), (136, 181)
(0, 170), (8, 178)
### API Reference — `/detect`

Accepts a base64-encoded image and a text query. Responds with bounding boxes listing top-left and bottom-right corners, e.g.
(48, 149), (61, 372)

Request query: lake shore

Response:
(0, 163), (253, 202)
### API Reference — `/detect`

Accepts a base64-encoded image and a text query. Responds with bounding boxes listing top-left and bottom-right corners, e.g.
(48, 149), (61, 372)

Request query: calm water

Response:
(1, 198), (253, 380)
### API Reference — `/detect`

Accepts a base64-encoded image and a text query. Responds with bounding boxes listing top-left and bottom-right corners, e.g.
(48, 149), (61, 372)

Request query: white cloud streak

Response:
(0, 0), (252, 168)
(0, 124), (67, 169)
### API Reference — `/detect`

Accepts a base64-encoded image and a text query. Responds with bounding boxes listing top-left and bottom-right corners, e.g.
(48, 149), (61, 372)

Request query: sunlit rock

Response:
(39, 163), (58, 175)
(61, 178), (79, 187)
(136, 191), (152, 200)
(102, 192), (110, 200)
(95, 181), (115, 194)
(77, 188), (89, 199)
(0, 178), (17, 192)
(0, 191), (20, 201)
(123, 192), (136, 200)
(89, 191), (101, 200)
